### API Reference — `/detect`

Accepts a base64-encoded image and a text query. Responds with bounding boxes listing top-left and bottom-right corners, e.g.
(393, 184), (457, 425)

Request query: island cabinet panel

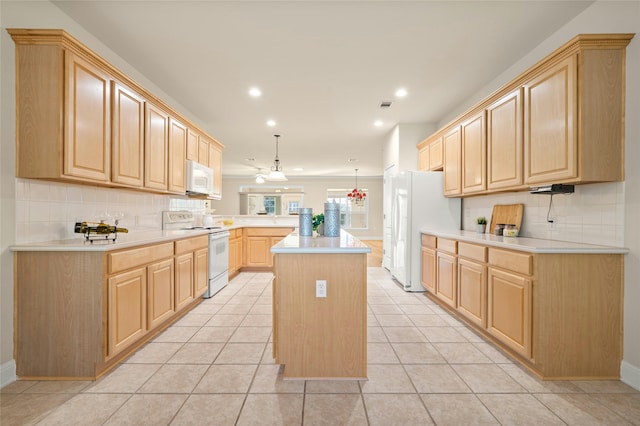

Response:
(273, 253), (367, 379)
(487, 89), (523, 190)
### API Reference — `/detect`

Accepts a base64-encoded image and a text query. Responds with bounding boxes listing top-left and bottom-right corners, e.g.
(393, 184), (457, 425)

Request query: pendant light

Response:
(255, 168), (266, 184)
(267, 134), (288, 181)
(347, 168), (366, 204)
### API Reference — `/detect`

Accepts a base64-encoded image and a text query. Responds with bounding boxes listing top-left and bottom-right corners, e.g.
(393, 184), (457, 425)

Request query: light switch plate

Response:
(316, 280), (327, 298)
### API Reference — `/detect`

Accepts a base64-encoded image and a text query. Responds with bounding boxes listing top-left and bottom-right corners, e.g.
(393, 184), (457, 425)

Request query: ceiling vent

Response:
(379, 101), (392, 109)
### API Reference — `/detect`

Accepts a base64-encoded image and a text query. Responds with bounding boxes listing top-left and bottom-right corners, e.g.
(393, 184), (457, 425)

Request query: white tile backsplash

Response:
(15, 179), (208, 244)
(462, 182), (625, 247)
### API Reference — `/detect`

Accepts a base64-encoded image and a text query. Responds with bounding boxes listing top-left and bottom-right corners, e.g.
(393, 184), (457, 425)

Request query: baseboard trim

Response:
(1, 359), (16, 388)
(621, 360), (640, 391)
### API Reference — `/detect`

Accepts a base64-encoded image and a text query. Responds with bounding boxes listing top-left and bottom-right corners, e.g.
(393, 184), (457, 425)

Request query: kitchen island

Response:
(271, 231), (371, 379)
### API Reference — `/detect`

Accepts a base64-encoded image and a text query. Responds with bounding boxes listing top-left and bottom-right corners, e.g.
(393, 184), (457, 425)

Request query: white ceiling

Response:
(52, 0), (594, 178)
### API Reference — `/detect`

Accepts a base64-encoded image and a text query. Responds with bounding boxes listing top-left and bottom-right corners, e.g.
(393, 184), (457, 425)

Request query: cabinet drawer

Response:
(109, 242), (174, 274)
(421, 234), (436, 249)
(488, 248), (533, 276)
(175, 235), (208, 254)
(437, 238), (457, 254)
(458, 242), (487, 262)
(245, 227), (293, 237)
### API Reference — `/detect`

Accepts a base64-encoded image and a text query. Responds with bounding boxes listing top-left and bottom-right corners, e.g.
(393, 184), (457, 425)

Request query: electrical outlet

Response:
(316, 280), (327, 298)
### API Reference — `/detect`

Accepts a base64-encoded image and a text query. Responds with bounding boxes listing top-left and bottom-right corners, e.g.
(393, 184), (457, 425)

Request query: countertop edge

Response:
(421, 229), (629, 254)
(271, 231), (372, 254)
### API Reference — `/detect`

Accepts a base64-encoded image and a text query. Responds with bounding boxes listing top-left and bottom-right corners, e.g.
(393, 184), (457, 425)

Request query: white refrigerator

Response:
(390, 171), (461, 292)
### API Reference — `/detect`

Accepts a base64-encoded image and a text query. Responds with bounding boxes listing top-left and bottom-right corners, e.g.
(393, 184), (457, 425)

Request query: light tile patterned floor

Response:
(2, 268), (639, 425)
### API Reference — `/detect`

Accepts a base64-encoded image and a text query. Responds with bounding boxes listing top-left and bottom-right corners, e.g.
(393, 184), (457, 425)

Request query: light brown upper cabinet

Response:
(418, 34), (632, 196)
(9, 29), (224, 196)
(208, 140), (223, 199)
(144, 103), (169, 191)
(461, 111), (486, 194)
(12, 38), (112, 183)
(443, 127), (461, 196)
(198, 137), (210, 167)
(112, 81), (144, 187)
(168, 118), (187, 193)
(418, 145), (430, 171)
(487, 89), (524, 190)
(523, 56), (577, 184)
(524, 46), (627, 184)
(186, 128), (200, 162)
(429, 136), (444, 171)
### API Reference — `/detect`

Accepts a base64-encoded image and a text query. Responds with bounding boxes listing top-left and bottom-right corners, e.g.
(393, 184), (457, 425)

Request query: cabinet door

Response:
(418, 146), (430, 171)
(147, 259), (175, 330)
(111, 81), (144, 187)
(524, 55), (577, 184)
(487, 267), (532, 359)
(421, 247), (436, 293)
(245, 237), (270, 267)
(64, 52), (111, 182)
(168, 118), (187, 193)
(108, 267), (147, 357)
(208, 143), (223, 199)
(144, 103), (169, 190)
(461, 111), (486, 194)
(229, 238), (239, 274)
(198, 138), (209, 167)
(457, 258), (486, 328)
(194, 247), (209, 297)
(175, 253), (194, 311)
(487, 89), (523, 190)
(429, 137), (443, 170)
(436, 251), (457, 308)
(443, 126), (461, 196)
(186, 128), (200, 161)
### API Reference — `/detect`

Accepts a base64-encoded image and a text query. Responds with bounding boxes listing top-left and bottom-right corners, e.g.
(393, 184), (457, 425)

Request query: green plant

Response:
(476, 217), (487, 225)
(312, 213), (324, 231)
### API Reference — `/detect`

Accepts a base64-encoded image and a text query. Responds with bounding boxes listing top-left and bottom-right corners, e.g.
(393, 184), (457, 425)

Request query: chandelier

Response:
(347, 168), (367, 204)
(266, 134), (288, 181)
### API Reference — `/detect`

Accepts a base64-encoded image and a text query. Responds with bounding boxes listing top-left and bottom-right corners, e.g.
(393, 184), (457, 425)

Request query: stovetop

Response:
(162, 211), (226, 233)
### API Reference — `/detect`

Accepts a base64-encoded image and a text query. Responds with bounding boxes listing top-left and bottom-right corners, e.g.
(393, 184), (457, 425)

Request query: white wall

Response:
(437, 1), (640, 389)
(210, 176), (383, 240)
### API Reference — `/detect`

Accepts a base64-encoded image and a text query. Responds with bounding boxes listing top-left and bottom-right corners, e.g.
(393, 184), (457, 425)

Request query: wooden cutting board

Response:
(488, 204), (524, 234)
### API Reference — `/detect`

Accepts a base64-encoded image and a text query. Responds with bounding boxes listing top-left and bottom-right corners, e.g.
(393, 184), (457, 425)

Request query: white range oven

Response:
(162, 211), (230, 298)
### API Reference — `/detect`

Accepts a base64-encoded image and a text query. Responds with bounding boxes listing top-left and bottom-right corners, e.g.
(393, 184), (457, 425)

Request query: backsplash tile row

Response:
(15, 179), (207, 244)
(462, 182), (625, 247)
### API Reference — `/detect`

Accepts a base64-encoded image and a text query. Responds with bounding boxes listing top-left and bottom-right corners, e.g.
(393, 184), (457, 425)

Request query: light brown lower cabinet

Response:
(421, 233), (623, 379)
(243, 228), (294, 269)
(14, 235), (208, 380)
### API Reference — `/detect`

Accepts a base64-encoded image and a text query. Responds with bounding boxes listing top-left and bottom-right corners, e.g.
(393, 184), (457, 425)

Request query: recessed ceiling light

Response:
(348, 158), (358, 162)
(395, 88), (408, 98)
(249, 87), (262, 97)
(245, 157), (255, 162)
(374, 120), (383, 127)
(266, 119), (276, 127)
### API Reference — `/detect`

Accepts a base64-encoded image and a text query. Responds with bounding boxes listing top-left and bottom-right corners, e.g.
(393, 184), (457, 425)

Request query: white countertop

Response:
(10, 229), (213, 252)
(421, 229), (629, 254)
(271, 231), (372, 254)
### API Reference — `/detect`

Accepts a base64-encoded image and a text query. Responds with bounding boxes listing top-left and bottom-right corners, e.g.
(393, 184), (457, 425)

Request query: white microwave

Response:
(186, 159), (214, 196)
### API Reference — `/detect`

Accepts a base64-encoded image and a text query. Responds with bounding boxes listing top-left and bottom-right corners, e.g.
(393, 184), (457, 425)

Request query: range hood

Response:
(529, 184), (575, 195)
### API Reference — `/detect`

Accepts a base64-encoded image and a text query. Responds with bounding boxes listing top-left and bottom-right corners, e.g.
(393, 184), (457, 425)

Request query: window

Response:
(287, 201), (300, 214)
(263, 196), (276, 214)
(326, 189), (368, 230)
